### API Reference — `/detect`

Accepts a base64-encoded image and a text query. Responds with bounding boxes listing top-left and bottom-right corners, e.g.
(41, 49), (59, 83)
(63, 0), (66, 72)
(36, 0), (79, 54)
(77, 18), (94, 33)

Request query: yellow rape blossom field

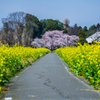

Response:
(55, 41), (100, 90)
(0, 42), (50, 93)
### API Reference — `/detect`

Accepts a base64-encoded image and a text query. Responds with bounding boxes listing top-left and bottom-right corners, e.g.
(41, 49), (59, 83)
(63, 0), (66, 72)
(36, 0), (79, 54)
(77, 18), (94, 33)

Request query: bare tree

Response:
(63, 18), (70, 28)
(2, 12), (27, 46)
(0, 21), (16, 45)
(2, 12), (26, 28)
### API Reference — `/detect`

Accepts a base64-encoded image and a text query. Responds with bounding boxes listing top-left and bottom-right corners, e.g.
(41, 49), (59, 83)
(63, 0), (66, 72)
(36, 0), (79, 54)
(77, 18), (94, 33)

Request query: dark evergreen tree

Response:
(40, 19), (63, 32)
(77, 30), (87, 45)
(25, 14), (43, 38)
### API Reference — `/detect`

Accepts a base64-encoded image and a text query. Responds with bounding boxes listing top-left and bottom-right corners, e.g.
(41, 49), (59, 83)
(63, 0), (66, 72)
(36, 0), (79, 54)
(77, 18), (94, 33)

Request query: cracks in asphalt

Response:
(38, 74), (44, 79)
(44, 79), (69, 99)
(33, 67), (70, 99)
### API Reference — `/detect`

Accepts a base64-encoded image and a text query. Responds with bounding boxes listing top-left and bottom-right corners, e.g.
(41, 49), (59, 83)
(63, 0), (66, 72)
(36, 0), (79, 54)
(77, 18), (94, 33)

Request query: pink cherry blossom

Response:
(31, 30), (79, 50)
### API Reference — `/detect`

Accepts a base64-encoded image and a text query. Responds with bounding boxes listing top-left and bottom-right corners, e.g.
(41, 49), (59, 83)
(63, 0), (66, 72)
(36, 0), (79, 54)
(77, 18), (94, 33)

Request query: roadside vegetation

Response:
(0, 42), (50, 94)
(55, 41), (100, 90)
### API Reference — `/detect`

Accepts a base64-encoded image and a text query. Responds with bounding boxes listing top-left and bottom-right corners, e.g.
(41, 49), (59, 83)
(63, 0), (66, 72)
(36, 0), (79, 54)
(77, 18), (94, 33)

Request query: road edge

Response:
(55, 52), (100, 96)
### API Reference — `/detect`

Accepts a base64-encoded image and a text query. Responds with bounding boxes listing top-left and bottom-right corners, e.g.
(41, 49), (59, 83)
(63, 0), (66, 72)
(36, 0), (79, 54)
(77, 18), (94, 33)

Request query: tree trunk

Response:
(18, 35), (21, 46)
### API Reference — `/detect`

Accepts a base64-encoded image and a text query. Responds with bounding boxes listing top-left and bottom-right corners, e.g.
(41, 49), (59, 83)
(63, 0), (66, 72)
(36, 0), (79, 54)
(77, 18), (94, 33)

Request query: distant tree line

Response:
(0, 11), (100, 46)
(0, 12), (42, 46)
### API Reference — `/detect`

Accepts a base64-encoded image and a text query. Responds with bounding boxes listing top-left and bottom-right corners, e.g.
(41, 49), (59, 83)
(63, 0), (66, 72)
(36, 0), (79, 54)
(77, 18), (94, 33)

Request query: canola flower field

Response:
(55, 42), (100, 90)
(0, 42), (50, 93)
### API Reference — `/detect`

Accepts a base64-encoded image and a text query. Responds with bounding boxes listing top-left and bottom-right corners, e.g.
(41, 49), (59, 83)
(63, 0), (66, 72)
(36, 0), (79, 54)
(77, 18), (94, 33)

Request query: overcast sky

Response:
(0, 0), (100, 29)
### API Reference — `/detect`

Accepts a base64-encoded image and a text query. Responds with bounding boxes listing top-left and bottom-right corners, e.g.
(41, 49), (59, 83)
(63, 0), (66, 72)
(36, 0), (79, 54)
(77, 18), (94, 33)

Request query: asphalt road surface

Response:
(4, 53), (100, 100)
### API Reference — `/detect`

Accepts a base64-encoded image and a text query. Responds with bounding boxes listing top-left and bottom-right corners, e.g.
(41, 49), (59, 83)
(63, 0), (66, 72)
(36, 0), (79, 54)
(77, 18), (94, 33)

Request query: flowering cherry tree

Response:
(31, 30), (79, 50)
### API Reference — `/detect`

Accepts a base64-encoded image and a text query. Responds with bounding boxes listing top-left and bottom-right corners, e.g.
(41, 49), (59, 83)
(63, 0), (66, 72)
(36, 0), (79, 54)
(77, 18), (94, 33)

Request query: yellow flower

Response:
(3, 69), (5, 72)
(0, 86), (2, 91)
(90, 77), (93, 79)
(97, 70), (100, 75)
(96, 65), (98, 67)
(0, 79), (2, 82)
(0, 74), (3, 77)
(96, 84), (99, 86)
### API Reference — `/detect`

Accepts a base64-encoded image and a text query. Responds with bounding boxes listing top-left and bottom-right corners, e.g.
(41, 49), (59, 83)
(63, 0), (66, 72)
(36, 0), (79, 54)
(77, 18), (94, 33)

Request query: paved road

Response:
(4, 53), (100, 100)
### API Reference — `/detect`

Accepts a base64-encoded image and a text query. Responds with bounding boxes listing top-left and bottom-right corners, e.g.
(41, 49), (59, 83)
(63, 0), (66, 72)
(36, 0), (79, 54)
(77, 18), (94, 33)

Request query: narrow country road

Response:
(4, 53), (100, 100)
